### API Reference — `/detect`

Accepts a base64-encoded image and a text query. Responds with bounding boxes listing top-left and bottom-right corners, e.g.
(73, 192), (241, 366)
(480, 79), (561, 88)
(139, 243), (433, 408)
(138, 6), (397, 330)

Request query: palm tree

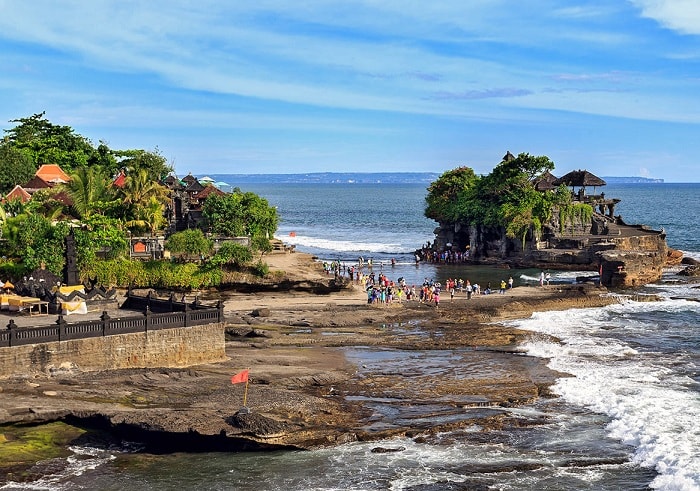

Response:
(119, 168), (171, 233)
(63, 166), (111, 219)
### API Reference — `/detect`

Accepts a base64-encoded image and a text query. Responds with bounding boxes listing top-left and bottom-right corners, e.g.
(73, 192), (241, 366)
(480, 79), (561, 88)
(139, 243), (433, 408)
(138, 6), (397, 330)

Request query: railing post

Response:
(56, 314), (67, 341)
(7, 320), (17, 347)
(217, 300), (224, 323)
(184, 299), (189, 327)
(100, 311), (110, 337)
(145, 305), (151, 332)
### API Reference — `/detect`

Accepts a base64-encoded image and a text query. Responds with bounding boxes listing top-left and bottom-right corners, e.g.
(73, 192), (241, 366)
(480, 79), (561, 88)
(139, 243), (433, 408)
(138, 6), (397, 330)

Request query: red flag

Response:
(231, 369), (249, 384)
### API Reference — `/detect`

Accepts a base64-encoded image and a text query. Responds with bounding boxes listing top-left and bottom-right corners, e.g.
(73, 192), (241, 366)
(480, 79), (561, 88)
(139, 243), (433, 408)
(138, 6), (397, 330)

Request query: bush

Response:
(80, 259), (222, 289)
(253, 260), (269, 277)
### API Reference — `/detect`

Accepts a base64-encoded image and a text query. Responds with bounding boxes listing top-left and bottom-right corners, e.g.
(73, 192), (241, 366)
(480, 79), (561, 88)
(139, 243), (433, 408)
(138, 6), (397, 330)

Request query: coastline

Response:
(0, 249), (625, 482)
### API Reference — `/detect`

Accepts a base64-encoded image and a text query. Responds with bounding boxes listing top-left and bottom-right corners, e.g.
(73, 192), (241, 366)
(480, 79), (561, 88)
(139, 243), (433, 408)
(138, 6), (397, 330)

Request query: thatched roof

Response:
(553, 170), (606, 188)
(502, 151), (516, 162)
(533, 170), (558, 191)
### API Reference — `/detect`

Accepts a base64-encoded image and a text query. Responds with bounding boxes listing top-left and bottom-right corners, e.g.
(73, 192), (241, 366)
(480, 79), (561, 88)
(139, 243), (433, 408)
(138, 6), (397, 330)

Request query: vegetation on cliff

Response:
(425, 153), (592, 247)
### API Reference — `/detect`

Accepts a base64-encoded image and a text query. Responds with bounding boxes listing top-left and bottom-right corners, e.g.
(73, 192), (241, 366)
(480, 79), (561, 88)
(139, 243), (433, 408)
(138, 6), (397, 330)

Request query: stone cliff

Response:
(431, 211), (670, 288)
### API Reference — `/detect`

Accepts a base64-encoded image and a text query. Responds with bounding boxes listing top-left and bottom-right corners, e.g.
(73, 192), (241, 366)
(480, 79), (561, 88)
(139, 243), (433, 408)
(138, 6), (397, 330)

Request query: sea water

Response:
(4, 182), (699, 490)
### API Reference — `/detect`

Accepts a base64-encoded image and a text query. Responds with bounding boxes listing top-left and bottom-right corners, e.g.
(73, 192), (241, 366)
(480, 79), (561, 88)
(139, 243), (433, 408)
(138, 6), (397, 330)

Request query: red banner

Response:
(231, 369), (249, 384)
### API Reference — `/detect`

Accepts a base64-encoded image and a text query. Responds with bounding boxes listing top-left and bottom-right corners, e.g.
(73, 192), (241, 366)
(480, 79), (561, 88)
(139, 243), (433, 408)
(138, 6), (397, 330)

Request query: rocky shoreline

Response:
(0, 250), (631, 482)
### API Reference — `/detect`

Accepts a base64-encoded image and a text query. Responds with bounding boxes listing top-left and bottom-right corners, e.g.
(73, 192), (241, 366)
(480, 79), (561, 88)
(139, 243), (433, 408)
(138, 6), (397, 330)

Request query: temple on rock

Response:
(427, 153), (672, 288)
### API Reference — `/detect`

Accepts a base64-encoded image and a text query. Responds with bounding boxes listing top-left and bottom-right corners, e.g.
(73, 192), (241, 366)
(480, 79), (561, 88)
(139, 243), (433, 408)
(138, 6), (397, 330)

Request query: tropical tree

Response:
(165, 229), (213, 260)
(62, 165), (113, 219)
(209, 241), (253, 268)
(114, 148), (173, 181)
(0, 142), (36, 193)
(6, 214), (70, 274)
(202, 191), (278, 239)
(3, 112), (95, 170)
(117, 168), (171, 229)
(425, 153), (558, 247)
(425, 166), (479, 223)
(73, 216), (129, 268)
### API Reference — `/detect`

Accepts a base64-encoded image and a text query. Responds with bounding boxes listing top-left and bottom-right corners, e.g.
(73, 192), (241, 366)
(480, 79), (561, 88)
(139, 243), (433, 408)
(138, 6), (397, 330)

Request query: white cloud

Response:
(630, 0), (700, 34)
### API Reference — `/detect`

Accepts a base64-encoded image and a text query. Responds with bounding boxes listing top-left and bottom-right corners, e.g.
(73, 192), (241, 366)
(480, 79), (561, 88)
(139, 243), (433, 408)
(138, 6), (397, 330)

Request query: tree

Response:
(0, 142), (36, 193)
(114, 148), (173, 181)
(5, 214), (70, 274)
(73, 216), (129, 268)
(62, 165), (113, 219)
(3, 112), (95, 170)
(165, 229), (213, 260)
(425, 153), (559, 247)
(202, 191), (278, 239)
(425, 166), (479, 222)
(209, 241), (253, 268)
(117, 168), (171, 228)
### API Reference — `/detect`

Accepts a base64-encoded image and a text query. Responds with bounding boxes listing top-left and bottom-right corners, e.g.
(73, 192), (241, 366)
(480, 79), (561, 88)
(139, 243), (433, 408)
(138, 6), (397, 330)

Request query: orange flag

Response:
(231, 369), (249, 384)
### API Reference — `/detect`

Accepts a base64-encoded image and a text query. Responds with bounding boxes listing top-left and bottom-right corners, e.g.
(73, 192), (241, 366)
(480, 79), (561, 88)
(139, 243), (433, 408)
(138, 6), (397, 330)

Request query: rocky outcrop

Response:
(430, 212), (669, 288)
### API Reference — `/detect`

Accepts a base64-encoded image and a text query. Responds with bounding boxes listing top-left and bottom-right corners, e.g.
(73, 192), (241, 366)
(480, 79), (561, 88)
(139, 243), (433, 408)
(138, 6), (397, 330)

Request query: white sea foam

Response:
(512, 300), (700, 490)
(275, 233), (413, 254)
(0, 446), (115, 490)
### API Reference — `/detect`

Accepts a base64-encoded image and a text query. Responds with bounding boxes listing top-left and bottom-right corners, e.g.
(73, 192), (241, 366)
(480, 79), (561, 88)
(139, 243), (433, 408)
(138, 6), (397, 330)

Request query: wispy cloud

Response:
(429, 88), (532, 100)
(630, 0), (700, 35)
(1, 1), (699, 178)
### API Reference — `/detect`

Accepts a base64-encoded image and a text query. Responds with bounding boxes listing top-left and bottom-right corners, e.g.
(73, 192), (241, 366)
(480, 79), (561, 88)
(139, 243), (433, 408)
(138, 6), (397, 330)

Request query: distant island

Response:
(602, 176), (664, 183)
(202, 172), (440, 184)
(198, 173), (663, 185)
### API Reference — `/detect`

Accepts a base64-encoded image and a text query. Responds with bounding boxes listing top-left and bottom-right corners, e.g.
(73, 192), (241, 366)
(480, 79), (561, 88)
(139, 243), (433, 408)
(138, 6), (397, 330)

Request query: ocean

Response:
(4, 182), (699, 490)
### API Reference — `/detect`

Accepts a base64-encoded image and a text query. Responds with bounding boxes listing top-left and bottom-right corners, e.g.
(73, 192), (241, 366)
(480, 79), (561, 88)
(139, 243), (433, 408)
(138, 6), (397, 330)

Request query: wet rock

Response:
(226, 411), (289, 437)
(251, 308), (270, 317)
(371, 446), (406, 453)
(679, 265), (700, 276)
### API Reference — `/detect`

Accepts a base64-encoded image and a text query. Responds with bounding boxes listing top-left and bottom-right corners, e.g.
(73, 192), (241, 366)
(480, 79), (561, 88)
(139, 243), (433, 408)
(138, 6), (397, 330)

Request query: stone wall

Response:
(0, 323), (226, 379)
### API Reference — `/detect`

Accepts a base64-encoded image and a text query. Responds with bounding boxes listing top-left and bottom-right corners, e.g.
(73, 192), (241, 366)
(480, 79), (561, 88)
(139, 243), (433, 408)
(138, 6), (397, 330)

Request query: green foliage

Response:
(114, 148), (173, 181)
(165, 229), (213, 258)
(0, 143), (36, 194)
(209, 242), (253, 268)
(116, 168), (171, 227)
(425, 153), (558, 249)
(72, 216), (129, 269)
(559, 203), (594, 234)
(2, 198), (26, 217)
(253, 259), (269, 277)
(7, 214), (70, 274)
(251, 235), (273, 257)
(425, 167), (478, 222)
(202, 191), (278, 239)
(0, 259), (26, 281)
(3, 112), (95, 171)
(80, 259), (222, 289)
(62, 165), (113, 219)
(25, 189), (66, 220)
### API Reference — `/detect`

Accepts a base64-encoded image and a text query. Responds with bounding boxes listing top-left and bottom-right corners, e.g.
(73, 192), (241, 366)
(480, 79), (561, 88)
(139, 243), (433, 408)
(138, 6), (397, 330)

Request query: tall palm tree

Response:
(119, 168), (171, 233)
(63, 166), (111, 219)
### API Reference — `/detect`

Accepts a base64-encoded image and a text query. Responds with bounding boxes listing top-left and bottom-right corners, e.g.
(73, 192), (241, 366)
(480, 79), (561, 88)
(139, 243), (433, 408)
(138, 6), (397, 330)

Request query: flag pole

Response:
(242, 367), (250, 407)
(243, 378), (249, 407)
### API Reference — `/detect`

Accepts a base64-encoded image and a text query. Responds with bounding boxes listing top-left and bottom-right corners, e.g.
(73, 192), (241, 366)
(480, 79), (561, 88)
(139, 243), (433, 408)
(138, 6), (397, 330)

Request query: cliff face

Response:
(432, 212), (669, 288)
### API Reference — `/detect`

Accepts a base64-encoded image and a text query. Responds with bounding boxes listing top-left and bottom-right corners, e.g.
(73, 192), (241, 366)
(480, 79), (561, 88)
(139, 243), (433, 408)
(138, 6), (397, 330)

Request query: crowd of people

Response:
(321, 259), (516, 308)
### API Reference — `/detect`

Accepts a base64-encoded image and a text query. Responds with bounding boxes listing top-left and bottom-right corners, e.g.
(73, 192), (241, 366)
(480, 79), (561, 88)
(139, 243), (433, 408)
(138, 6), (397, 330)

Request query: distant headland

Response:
(200, 173), (663, 185)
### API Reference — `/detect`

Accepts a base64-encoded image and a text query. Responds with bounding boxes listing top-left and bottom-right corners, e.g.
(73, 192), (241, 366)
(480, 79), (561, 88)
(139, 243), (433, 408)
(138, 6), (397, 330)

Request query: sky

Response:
(1, 1), (700, 182)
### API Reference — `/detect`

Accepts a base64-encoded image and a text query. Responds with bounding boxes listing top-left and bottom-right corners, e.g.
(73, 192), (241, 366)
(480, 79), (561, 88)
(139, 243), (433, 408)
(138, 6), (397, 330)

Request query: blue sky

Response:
(1, 1), (700, 181)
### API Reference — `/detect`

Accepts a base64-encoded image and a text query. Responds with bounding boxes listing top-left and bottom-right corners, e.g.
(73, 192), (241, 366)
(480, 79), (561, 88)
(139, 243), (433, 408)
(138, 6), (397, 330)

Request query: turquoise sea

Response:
(4, 182), (700, 490)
